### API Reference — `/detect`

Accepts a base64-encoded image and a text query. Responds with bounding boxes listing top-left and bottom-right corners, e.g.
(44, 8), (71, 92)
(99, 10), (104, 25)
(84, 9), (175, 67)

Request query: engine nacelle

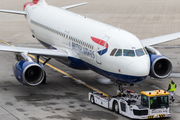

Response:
(13, 60), (45, 86)
(149, 54), (172, 78)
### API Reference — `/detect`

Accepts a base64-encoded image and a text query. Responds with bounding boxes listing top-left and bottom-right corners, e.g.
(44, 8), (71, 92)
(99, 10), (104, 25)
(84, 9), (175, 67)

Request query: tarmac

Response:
(0, 0), (180, 120)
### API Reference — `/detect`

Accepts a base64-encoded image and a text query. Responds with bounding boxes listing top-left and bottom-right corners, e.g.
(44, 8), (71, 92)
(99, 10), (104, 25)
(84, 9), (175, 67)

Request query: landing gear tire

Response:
(41, 71), (46, 84)
(90, 95), (95, 104)
(114, 101), (119, 114)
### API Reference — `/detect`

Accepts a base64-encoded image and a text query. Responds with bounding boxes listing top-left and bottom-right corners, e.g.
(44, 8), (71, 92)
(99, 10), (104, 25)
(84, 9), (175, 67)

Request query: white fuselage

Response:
(25, 3), (150, 84)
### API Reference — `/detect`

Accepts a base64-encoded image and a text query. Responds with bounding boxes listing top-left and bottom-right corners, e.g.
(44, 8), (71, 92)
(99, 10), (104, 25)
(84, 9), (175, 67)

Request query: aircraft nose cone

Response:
(126, 61), (149, 76)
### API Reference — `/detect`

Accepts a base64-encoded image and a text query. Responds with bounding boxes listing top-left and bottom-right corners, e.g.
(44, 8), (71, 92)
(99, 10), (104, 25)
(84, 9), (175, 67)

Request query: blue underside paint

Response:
(57, 57), (147, 84)
(37, 39), (147, 84)
(83, 60), (147, 84)
(55, 57), (89, 70)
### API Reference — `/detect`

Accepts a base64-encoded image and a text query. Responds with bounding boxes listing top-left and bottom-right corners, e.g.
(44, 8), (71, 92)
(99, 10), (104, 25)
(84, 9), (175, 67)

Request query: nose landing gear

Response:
(117, 83), (124, 92)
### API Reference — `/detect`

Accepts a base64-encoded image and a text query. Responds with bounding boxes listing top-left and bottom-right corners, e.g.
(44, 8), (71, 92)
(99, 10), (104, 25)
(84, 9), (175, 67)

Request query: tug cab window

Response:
(150, 96), (169, 109)
(123, 49), (135, 57)
(135, 48), (145, 56)
(115, 49), (122, 56)
(141, 95), (149, 107)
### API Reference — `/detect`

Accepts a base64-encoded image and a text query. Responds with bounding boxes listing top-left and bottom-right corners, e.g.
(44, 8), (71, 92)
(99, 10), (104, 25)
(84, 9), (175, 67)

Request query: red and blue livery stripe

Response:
(91, 36), (109, 55)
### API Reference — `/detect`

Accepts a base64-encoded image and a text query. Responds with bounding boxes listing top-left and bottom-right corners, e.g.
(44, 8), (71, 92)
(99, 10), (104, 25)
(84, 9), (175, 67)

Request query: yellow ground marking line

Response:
(0, 40), (109, 97)
(28, 54), (109, 97)
(0, 40), (10, 45)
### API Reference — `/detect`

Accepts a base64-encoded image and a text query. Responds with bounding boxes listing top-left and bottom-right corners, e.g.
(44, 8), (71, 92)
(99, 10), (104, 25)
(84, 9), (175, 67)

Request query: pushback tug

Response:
(89, 89), (171, 119)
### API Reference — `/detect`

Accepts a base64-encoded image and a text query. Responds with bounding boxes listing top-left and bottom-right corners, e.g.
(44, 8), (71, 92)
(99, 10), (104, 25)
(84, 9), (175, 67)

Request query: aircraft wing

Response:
(0, 45), (68, 58)
(0, 9), (26, 15)
(0, 2), (88, 13)
(61, 2), (87, 10)
(141, 32), (180, 46)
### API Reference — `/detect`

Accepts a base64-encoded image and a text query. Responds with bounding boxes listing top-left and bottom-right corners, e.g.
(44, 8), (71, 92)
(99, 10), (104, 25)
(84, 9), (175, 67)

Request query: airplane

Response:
(0, 0), (179, 88)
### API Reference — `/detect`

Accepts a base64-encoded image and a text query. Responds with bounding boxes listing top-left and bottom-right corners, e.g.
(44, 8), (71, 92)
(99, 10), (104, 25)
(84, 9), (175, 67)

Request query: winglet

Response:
(61, 2), (87, 10)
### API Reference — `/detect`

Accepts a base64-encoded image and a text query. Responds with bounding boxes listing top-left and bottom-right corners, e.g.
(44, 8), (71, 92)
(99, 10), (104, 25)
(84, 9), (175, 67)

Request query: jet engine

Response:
(145, 46), (172, 78)
(13, 60), (45, 86)
(149, 54), (172, 78)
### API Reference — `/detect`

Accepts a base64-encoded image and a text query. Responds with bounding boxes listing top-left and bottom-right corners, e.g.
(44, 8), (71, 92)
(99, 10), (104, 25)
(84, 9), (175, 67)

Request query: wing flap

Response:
(61, 2), (87, 10)
(141, 32), (180, 46)
(0, 9), (26, 15)
(0, 45), (68, 58)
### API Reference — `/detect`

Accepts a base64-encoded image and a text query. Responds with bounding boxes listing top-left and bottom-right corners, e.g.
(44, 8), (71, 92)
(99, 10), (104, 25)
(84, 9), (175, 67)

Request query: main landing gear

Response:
(36, 55), (52, 84)
(116, 82), (134, 92)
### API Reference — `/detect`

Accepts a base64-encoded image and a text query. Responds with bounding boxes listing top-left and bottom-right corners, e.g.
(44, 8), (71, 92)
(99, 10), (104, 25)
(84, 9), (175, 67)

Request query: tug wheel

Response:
(90, 95), (95, 104)
(114, 101), (119, 113)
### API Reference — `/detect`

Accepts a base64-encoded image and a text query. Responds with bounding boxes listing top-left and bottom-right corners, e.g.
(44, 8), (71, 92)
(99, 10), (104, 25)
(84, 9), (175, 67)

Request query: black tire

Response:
(114, 101), (119, 114)
(90, 95), (95, 104)
(41, 71), (46, 84)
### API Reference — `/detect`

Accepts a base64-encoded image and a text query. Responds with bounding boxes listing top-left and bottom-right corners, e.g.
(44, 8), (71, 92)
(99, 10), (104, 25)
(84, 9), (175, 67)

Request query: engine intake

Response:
(13, 61), (44, 86)
(149, 54), (172, 78)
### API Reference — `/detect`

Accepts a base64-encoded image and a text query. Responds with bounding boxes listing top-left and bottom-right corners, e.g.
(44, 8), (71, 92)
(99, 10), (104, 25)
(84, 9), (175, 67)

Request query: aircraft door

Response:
(96, 36), (110, 64)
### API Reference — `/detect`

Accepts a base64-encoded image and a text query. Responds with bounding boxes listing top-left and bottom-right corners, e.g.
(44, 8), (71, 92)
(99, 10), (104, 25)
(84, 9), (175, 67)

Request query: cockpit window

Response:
(111, 48), (147, 57)
(123, 49), (135, 57)
(110, 48), (117, 56)
(143, 47), (148, 55)
(135, 48), (145, 56)
(115, 49), (122, 56)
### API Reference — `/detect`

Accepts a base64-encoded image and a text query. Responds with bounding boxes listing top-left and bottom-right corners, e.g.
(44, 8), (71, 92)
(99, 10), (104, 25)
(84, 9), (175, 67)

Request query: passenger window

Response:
(110, 48), (117, 56)
(135, 48), (145, 56)
(123, 49), (135, 57)
(115, 49), (122, 56)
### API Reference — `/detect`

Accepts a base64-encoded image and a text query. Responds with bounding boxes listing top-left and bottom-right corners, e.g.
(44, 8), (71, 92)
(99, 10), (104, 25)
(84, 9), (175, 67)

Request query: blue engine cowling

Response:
(149, 54), (172, 78)
(13, 60), (45, 86)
